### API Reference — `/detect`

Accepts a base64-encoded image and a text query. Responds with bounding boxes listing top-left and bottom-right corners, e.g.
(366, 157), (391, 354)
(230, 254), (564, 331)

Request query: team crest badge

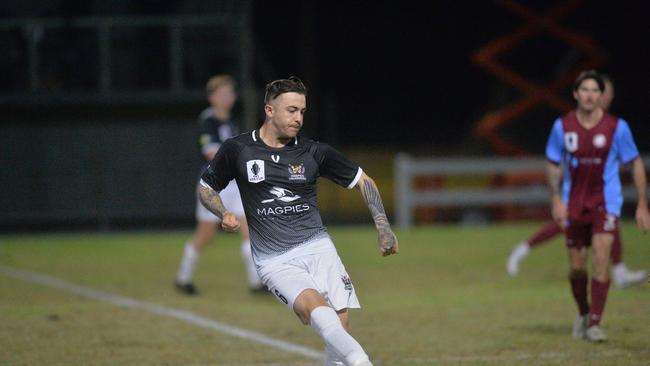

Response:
(288, 163), (306, 181)
(593, 134), (607, 148)
(247, 160), (265, 183)
(341, 275), (353, 291)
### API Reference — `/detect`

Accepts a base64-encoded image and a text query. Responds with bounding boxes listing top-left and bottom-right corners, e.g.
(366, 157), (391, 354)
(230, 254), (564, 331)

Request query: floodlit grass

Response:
(1, 223), (649, 365)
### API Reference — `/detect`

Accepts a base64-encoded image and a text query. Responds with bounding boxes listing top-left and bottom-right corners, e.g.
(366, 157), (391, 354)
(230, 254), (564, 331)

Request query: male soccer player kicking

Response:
(199, 76), (399, 365)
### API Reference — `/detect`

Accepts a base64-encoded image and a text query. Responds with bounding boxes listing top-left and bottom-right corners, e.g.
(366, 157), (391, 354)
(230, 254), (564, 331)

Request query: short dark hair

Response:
(573, 70), (604, 92)
(264, 76), (308, 103)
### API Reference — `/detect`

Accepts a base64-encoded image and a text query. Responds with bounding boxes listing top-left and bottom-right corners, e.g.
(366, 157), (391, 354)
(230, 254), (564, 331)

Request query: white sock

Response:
(518, 241), (531, 257)
(310, 306), (371, 366)
(612, 262), (626, 275)
(240, 240), (263, 288)
(176, 241), (199, 284)
(324, 344), (345, 366)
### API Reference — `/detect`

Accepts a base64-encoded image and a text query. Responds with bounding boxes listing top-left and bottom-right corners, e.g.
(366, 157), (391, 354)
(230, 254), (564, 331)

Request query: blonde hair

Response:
(205, 74), (236, 94)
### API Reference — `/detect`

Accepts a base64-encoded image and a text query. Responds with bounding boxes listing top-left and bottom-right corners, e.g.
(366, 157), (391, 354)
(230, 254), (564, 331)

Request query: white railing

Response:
(394, 153), (649, 228)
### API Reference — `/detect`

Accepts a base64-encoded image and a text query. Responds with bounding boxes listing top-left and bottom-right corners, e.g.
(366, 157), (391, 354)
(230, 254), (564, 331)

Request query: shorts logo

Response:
(341, 275), (353, 291)
(593, 134), (607, 148)
(604, 214), (616, 231)
(247, 160), (265, 183)
(288, 163), (306, 181)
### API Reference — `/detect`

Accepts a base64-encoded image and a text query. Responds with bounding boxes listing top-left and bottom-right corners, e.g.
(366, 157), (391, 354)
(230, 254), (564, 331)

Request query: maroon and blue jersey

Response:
(545, 111), (639, 219)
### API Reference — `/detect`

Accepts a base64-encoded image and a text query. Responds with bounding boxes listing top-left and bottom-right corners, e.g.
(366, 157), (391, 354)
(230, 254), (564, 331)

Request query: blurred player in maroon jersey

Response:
(544, 70), (650, 342)
(507, 74), (647, 288)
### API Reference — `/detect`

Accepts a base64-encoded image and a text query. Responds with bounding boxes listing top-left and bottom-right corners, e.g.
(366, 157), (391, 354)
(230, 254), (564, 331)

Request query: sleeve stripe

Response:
(199, 179), (213, 189)
(347, 167), (363, 189)
(546, 158), (561, 166)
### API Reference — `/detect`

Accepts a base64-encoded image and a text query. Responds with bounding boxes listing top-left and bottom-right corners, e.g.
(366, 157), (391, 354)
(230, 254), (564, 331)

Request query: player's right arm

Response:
(199, 140), (240, 232)
(545, 119), (567, 229)
(546, 162), (567, 230)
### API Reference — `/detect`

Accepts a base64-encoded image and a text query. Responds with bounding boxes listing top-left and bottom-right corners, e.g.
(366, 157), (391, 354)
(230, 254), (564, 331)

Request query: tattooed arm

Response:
(356, 172), (399, 256)
(199, 183), (240, 232)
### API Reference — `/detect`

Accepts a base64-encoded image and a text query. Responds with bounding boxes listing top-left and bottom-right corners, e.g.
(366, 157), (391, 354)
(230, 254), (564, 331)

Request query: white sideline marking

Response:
(0, 266), (323, 360)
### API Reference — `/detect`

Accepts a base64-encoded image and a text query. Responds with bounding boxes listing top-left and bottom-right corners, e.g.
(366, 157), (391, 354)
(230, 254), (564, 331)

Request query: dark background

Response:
(2, 0), (649, 229)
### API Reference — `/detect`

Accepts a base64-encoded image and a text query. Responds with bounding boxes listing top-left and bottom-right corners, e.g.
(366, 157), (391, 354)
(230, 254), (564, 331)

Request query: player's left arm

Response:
(616, 120), (650, 232)
(630, 156), (650, 232)
(355, 172), (399, 256)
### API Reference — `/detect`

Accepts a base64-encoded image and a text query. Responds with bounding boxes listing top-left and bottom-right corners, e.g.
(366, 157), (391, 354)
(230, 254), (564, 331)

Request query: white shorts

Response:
(257, 237), (360, 312)
(195, 179), (244, 222)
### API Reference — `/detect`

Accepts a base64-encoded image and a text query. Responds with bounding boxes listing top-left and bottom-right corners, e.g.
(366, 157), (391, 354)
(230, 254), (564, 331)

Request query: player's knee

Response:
(569, 268), (587, 279)
(337, 309), (349, 330)
(293, 289), (328, 325)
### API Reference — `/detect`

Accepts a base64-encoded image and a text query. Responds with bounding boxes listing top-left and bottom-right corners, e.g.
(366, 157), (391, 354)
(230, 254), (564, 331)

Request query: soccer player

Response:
(175, 74), (263, 295)
(507, 75), (647, 288)
(199, 76), (399, 366)
(545, 70), (650, 342)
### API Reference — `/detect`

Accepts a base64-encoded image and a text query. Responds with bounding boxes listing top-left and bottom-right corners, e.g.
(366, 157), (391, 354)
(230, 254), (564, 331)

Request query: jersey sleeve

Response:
(614, 119), (640, 164)
(200, 139), (238, 191)
(545, 118), (564, 164)
(315, 142), (363, 189)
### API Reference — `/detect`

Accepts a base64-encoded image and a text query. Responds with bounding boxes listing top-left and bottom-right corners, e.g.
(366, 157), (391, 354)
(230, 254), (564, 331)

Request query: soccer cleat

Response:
(175, 281), (199, 295)
(612, 265), (647, 288)
(506, 242), (530, 277)
(572, 314), (588, 339)
(585, 325), (608, 342)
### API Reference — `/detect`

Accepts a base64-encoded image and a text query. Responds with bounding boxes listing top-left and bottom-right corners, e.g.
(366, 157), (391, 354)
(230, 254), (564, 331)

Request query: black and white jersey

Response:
(197, 107), (238, 164)
(201, 130), (363, 261)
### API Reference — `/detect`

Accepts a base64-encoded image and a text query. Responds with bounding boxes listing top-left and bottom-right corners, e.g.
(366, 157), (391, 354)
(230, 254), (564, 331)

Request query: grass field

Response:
(1, 223), (649, 366)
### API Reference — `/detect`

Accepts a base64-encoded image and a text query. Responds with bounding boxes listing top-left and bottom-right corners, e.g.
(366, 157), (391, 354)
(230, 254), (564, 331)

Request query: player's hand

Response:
(551, 195), (568, 230)
(221, 211), (241, 232)
(378, 227), (399, 257)
(635, 203), (650, 233)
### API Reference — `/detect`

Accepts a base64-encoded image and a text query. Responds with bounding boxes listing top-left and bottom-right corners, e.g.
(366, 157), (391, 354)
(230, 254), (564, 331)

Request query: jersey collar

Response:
(251, 129), (298, 147)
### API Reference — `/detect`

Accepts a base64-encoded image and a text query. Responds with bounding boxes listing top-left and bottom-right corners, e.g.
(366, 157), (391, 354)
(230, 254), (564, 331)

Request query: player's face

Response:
(599, 80), (614, 112)
(266, 92), (306, 139)
(573, 79), (602, 113)
(208, 84), (237, 111)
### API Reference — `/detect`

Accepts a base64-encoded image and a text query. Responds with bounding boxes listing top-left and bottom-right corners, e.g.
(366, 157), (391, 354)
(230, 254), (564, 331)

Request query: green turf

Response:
(1, 223), (649, 365)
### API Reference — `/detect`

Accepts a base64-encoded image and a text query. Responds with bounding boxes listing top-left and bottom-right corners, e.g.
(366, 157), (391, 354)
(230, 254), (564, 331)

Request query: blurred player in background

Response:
(507, 74), (647, 288)
(545, 70), (650, 342)
(199, 76), (399, 366)
(175, 74), (263, 295)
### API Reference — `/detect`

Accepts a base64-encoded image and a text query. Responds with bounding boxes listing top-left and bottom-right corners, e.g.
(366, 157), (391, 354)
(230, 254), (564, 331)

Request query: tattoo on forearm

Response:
(199, 185), (227, 219)
(362, 179), (389, 227)
(361, 178), (397, 253)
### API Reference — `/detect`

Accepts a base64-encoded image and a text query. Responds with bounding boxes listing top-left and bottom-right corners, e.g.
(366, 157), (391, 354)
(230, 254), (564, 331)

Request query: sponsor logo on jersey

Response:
(257, 186), (309, 216)
(261, 187), (301, 203)
(288, 163), (306, 181)
(341, 275), (353, 291)
(247, 160), (265, 183)
(271, 154), (280, 163)
(593, 133), (607, 148)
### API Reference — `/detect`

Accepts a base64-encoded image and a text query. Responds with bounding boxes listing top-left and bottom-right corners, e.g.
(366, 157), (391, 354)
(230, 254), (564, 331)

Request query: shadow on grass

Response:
(507, 323), (569, 335)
